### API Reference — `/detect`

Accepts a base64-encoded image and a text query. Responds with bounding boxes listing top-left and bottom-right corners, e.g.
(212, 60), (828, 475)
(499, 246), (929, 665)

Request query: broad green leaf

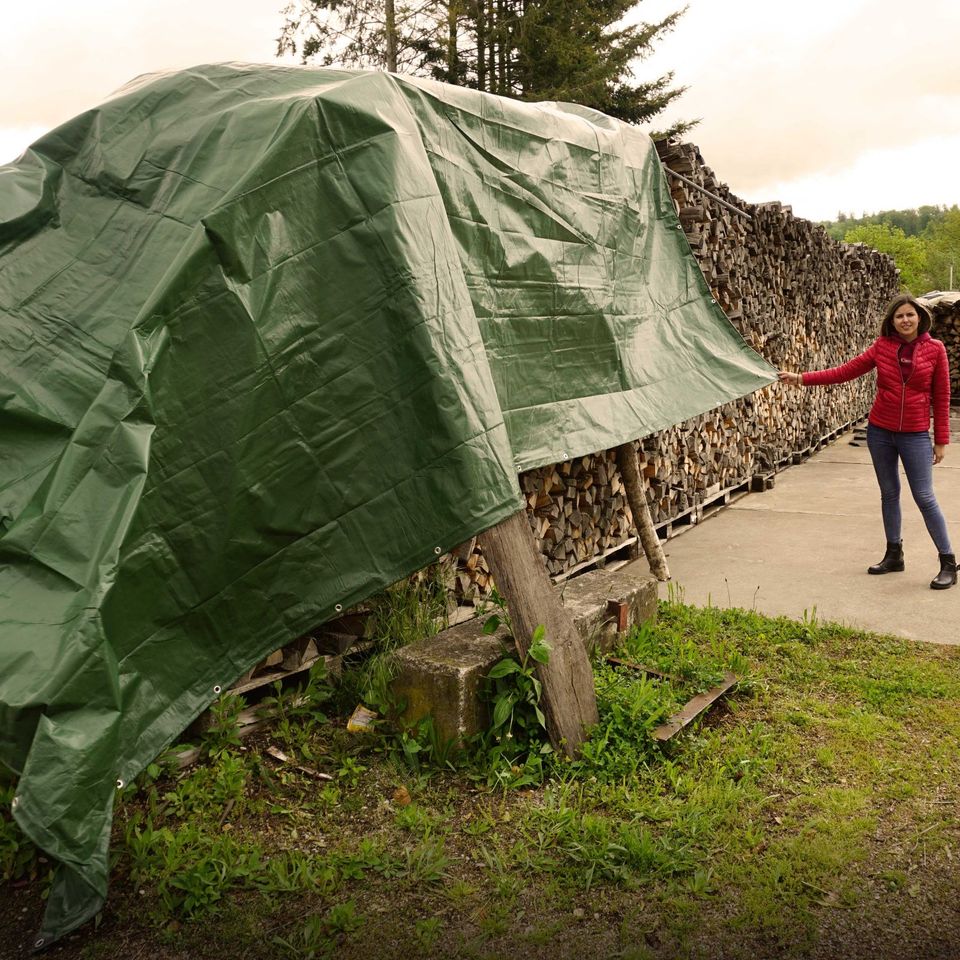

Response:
(529, 639), (551, 664)
(492, 695), (514, 730)
(487, 658), (520, 678)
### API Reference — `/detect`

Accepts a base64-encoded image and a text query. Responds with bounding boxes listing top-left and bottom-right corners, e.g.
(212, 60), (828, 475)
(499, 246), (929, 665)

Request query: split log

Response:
(477, 510), (599, 756)
(923, 292), (960, 401)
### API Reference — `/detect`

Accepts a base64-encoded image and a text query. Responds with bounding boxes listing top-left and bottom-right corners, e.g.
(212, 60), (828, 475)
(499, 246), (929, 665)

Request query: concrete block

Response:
(390, 560), (659, 744)
(559, 559), (659, 655)
(390, 617), (511, 745)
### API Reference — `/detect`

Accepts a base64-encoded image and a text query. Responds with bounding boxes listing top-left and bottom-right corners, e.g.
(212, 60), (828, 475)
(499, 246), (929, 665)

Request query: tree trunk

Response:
(384, 0), (398, 72)
(447, 1), (459, 82)
(478, 510), (598, 756)
(497, 0), (507, 94)
(475, 0), (486, 90)
(487, 0), (497, 93)
(616, 442), (670, 581)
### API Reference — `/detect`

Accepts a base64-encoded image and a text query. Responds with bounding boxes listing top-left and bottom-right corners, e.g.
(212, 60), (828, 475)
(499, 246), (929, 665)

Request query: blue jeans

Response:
(866, 423), (953, 554)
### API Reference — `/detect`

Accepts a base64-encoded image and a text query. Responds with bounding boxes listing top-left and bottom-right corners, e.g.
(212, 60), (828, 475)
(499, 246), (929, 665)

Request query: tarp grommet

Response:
(116, 779), (124, 789)
(213, 685), (222, 695)
(334, 604), (343, 613)
(10, 796), (19, 811)
(434, 546), (442, 555)
(35, 939), (45, 949)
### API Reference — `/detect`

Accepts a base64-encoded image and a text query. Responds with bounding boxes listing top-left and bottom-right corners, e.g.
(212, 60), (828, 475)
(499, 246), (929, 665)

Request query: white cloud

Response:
(0, 127), (49, 166)
(0, 0), (296, 130)
(3, 0), (959, 218)
(746, 134), (960, 222)
(636, 0), (960, 215)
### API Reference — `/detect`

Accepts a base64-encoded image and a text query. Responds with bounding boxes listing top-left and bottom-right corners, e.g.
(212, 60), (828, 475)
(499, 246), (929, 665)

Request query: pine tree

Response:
(277, 0), (692, 133)
(509, 0), (688, 126)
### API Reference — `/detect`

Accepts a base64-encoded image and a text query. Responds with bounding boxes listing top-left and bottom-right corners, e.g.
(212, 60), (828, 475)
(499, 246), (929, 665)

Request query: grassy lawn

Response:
(4, 594), (960, 960)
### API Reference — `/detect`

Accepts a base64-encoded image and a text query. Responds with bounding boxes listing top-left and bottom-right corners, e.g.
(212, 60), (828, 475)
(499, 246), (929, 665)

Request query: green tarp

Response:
(0, 62), (775, 943)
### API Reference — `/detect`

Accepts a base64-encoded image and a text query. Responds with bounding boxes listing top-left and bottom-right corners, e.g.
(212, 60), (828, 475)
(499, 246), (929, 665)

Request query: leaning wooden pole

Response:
(616, 442), (670, 581)
(478, 511), (599, 756)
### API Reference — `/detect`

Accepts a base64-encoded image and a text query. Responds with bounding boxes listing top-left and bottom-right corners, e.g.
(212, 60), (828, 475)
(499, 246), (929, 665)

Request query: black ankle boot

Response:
(868, 541), (904, 575)
(930, 553), (958, 590)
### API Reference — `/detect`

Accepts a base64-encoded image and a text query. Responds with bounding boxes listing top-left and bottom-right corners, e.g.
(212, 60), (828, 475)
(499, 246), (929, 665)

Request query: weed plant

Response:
(6, 597), (960, 959)
(260, 660), (334, 755)
(0, 777), (43, 884)
(335, 564), (452, 717)
(471, 615), (554, 789)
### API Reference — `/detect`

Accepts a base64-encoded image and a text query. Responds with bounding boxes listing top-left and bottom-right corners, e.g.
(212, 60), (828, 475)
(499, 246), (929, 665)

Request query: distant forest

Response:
(818, 206), (960, 295)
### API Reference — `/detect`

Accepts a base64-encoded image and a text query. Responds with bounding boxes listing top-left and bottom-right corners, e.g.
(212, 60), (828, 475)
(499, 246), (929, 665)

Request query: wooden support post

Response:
(616, 443), (670, 581)
(478, 510), (599, 756)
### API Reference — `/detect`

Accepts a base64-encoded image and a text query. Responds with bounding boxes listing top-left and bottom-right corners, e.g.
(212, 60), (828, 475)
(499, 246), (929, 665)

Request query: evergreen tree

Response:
(277, 0), (443, 74)
(277, 0), (692, 133)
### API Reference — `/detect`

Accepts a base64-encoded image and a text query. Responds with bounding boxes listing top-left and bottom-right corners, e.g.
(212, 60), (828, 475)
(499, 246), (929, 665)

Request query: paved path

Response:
(656, 413), (960, 644)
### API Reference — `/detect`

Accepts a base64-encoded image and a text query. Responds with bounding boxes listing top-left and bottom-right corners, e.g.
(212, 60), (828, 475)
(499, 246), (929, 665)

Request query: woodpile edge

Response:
(455, 139), (908, 601)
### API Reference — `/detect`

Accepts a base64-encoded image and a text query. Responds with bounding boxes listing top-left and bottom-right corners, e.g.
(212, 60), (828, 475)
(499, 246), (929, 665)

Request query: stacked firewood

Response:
(454, 140), (902, 600)
(922, 292), (960, 400)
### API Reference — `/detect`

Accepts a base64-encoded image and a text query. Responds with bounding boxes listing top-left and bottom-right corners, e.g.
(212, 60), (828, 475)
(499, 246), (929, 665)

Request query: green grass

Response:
(5, 596), (960, 959)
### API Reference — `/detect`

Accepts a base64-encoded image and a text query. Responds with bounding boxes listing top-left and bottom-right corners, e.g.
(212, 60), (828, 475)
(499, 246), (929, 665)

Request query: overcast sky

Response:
(2, 0), (958, 222)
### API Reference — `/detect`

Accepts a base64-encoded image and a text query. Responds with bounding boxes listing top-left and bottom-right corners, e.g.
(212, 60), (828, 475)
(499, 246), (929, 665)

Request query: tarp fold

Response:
(0, 63), (775, 943)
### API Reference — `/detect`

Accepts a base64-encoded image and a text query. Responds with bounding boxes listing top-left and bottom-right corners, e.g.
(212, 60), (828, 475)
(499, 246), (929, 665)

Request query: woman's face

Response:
(893, 303), (920, 341)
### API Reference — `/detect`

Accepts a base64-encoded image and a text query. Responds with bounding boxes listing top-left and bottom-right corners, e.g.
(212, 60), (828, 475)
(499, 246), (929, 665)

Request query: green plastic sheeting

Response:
(0, 62), (775, 943)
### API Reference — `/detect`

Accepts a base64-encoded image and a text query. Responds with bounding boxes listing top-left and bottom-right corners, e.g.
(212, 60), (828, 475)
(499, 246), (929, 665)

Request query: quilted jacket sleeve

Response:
(800, 341), (878, 386)
(932, 340), (951, 446)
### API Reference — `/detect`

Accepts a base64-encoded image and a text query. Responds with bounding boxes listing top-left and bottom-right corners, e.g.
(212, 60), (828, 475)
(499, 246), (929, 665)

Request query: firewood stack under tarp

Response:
(454, 141), (902, 602)
(921, 292), (960, 401)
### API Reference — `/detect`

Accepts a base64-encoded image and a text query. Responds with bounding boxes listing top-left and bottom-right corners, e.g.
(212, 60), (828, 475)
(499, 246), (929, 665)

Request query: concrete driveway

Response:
(657, 413), (960, 644)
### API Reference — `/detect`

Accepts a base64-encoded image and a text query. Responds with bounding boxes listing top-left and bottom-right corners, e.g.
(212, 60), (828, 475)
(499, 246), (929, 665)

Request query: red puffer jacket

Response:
(801, 333), (951, 444)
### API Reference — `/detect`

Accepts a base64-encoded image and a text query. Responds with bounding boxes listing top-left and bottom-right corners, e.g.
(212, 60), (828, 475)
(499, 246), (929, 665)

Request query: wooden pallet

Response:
(551, 535), (641, 584)
(750, 471), (775, 492)
(652, 477), (752, 541)
(215, 418), (866, 727)
(773, 417), (866, 473)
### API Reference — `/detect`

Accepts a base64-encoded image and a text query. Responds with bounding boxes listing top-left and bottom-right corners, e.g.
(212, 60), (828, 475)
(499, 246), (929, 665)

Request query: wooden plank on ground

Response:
(651, 671), (738, 741)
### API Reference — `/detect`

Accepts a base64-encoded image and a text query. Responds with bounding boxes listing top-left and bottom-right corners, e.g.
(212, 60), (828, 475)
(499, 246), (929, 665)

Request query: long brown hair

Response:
(880, 294), (931, 337)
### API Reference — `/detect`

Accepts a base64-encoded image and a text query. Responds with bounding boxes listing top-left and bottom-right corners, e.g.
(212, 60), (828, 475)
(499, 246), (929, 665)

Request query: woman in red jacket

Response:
(779, 294), (955, 589)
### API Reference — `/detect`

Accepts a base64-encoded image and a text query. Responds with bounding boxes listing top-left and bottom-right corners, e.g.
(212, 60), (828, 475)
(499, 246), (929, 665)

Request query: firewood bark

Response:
(924, 292), (960, 401)
(477, 510), (598, 756)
